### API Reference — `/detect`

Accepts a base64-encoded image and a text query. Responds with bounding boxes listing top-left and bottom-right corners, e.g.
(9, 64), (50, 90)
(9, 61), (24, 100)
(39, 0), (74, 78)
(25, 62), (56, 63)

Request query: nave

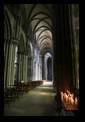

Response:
(4, 81), (75, 116)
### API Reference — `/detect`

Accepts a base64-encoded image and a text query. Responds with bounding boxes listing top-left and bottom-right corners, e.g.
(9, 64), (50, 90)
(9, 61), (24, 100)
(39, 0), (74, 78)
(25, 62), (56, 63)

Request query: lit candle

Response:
(70, 97), (74, 105)
(66, 90), (70, 95)
(68, 94), (71, 104)
(71, 94), (74, 99)
(75, 97), (78, 106)
(61, 91), (63, 102)
(65, 94), (68, 104)
(64, 93), (67, 103)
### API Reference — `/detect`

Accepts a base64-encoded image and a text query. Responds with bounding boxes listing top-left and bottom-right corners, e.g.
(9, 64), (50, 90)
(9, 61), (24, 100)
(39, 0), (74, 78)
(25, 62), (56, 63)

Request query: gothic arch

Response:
(4, 9), (12, 41)
(47, 57), (52, 80)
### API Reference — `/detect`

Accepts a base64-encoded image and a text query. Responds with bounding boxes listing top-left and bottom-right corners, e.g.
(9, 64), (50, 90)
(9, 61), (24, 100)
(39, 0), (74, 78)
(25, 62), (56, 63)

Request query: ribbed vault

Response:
(20, 4), (53, 56)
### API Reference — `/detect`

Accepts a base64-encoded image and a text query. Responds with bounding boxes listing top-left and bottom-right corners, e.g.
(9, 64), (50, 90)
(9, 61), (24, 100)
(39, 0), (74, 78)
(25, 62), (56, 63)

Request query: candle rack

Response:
(61, 90), (79, 110)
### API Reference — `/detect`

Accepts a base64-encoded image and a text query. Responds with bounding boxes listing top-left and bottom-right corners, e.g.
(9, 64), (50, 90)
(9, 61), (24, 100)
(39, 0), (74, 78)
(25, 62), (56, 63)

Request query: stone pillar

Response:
(32, 59), (36, 81)
(40, 64), (42, 80)
(31, 58), (33, 81)
(40, 65), (42, 80)
(34, 61), (36, 80)
(10, 41), (17, 85)
(32, 60), (34, 81)
(25, 54), (28, 82)
(44, 56), (47, 80)
(17, 52), (21, 83)
(5, 39), (18, 87)
(53, 4), (73, 96)
(20, 54), (23, 81)
(42, 56), (44, 80)
(37, 64), (38, 80)
(36, 63), (38, 80)
(27, 58), (29, 82)
(52, 54), (53, 82)
(17, 52), (28, 83)
(39, 56), (41, 80)
(4, 40), (9, 88)
(35, 62), (37, 80)
(22, 54), (24, 81)
(30, 58), (33, 81)
(70, 4), (79, 89)
(6, 42), (14, 87)
(17, 52), (24, 83)
(39, 55), (42, 80)
(27, 57), (31, 82)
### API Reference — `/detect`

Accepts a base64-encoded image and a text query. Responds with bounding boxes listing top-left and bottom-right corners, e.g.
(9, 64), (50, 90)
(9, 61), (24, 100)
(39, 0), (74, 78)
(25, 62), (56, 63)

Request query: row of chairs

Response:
(4, 80), (43, 107)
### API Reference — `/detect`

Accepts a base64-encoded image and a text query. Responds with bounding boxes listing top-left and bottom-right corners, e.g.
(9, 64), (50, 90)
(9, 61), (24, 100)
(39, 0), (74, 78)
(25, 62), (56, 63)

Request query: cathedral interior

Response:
(4, 4), (79, 116)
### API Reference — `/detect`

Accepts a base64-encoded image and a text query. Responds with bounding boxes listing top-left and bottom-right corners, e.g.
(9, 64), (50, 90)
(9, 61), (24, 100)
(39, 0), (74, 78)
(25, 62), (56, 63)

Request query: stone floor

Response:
(4, 81), (76, 116)
(4, 81), (58, 116)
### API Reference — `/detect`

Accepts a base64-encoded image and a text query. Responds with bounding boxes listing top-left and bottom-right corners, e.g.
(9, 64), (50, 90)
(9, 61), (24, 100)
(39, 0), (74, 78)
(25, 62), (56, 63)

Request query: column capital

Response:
(12, 38), (19, 45)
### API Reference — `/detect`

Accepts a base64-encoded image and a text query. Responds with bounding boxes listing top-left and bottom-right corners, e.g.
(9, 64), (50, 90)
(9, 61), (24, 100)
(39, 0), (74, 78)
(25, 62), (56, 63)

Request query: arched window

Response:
(47, 57), (52, 80)
(44, 52), (52, 81)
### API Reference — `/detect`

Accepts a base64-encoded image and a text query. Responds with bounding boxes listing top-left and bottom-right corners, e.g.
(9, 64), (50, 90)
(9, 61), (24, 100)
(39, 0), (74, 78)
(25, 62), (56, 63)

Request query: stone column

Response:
(20, 54), (23, 81)
(39, 64), (40, 80)
(35, 62), (37, 80)
(23, 54), (27, 82)
(25, 54), (28, 82)
(28, 57), (32, 82)
(32, 60), (34, 81)
(39, 56), (42, 80)
(17, 53), (20, 83)
(40, 64), (42, 80)
(37, 64), (38, 80)
(5, 39), (18, 87)
(70, 4), (78, 87)
(44, 59), (46, 80)
(22, 53), (25, 82)
(32, 59), (36, 81)
(22, 54), (24, 82)
(17, 52), (28, 83)
(6, 42), (13, 87)
(10, 40), (18, 85)
(31, 58), (33, 81)
(39, 55), (42, 80)
(53, 4), (73, 96)
(42, 56), (44, 80)
(27, 58), (29, 82)
(4, 40), (9, 88)
(18, 51), (23, 83)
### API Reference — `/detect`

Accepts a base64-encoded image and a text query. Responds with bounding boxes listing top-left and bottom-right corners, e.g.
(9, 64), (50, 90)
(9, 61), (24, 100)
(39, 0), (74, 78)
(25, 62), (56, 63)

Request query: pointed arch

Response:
(4, 9), (12, 41)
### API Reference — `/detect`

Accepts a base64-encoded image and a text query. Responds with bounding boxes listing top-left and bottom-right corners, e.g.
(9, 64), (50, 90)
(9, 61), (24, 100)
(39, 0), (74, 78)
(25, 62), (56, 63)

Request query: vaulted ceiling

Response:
(20, 4), (79, 56)
(20, 4), (53, 55)
(5, 4), (79, 56)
